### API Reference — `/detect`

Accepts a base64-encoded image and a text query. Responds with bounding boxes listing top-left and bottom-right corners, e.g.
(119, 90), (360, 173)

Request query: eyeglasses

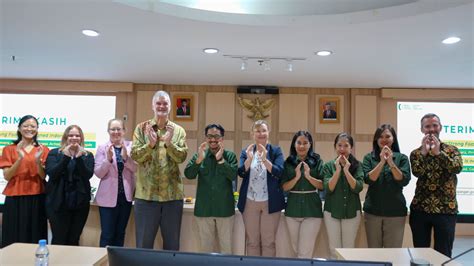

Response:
(206, 134), (222, 139)
(109, 128), (123, 132)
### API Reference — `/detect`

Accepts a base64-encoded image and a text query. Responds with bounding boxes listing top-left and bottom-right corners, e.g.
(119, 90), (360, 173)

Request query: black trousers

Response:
(49, 204), (90, 245)
(98, 193), (132, 247)
(409, 210), (456, 257)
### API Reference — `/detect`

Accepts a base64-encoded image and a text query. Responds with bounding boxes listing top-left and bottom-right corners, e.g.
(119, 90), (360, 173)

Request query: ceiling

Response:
(1, 0), (473, 89)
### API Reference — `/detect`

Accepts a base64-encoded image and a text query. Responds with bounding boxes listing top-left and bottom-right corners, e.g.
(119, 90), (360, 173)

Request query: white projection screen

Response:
(397, 102), (474, 221)
(0, 93), (116, 205)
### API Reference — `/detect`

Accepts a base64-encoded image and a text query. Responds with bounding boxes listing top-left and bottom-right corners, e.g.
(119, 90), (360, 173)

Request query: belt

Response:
(289, 190), (318, 194)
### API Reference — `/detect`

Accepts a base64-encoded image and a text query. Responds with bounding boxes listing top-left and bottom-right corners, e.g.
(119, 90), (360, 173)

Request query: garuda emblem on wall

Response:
(238, 97), (275, 121)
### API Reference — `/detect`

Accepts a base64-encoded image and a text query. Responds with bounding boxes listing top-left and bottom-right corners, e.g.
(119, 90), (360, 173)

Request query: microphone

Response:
(407, 248), (430, 266)
(441, 247), (473, 265)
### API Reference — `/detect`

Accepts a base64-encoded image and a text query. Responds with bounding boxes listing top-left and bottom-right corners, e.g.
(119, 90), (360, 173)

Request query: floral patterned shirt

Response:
(247, 153), (268, 201)
(410, 142), (463, 214)
(131, 118), (188, 202)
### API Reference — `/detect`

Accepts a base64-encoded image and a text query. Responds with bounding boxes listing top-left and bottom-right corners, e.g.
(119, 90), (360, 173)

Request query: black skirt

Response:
(1, 194), (47, 247)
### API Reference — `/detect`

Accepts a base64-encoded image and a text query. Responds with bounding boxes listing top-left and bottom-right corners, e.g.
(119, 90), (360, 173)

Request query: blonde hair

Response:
(60, 125), (86, 151)
(252, 120), (269, 131)
(107, 118), (126, 130)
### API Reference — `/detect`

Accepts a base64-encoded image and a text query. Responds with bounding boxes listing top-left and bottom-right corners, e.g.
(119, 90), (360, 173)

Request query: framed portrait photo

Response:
(319, 97), (340, 124)
(173, 94), (194, 121)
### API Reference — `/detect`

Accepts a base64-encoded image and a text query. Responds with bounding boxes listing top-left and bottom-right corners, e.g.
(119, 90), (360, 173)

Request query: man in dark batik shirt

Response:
(409, 113), (463, 258)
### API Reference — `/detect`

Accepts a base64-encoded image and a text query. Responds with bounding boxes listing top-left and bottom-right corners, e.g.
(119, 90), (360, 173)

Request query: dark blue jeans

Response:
(409, 210), (457, 258)
(99, 193), (132, 247)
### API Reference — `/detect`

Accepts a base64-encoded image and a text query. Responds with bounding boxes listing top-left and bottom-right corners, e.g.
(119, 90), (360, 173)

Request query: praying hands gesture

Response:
(256, 143), (267, 163)
(380, 146), (394, 165)
(421, 133), (440, 156)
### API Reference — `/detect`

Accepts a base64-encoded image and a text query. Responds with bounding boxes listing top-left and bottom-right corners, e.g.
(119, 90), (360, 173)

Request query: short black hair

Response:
(205, 124), (225, 136)
(420, 113), (441, 126)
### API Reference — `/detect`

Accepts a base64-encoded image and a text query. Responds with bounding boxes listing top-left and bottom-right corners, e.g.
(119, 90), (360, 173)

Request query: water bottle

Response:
(35, 239), (49, 266)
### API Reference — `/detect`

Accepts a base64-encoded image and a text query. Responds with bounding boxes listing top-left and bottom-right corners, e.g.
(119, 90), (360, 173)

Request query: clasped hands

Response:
(421, 133), (440, 156)
(63, 143), (86, 158)
(334, 155), (351, 172)
(245, 143), (267, 163)
(294, 161), (313, 181)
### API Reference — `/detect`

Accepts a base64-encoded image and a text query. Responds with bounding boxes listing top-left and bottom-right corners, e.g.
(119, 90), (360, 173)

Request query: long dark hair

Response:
(13, 115), (40, 146)
(286, 130), (321, 167)
(334, 132), (359, 175)
(372, 124), (400, 160)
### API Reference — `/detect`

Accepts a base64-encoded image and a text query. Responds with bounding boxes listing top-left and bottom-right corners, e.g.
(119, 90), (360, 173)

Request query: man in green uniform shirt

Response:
(184, 124), (238, 254)
(131, 90), (188, 250)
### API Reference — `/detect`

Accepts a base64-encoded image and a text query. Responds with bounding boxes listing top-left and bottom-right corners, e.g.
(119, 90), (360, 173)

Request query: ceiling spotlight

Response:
(442, 37), (461, 44)
(82, 29), (100, 37)
(203, 48), (219, 54)
(316, 50), (332, 56)
(264, 59), (271, 71)
(240, 58), (248, 71)
(286, 59), (293, 72)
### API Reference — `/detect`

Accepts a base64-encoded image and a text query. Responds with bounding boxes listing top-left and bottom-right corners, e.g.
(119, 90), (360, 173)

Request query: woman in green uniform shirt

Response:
(323, 132), (364, 259)
(282, 131), (324, 258)
(362, 124), (410, 248)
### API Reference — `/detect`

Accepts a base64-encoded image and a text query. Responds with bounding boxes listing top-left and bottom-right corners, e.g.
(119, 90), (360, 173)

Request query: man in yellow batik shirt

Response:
(131, 90), (188, 250)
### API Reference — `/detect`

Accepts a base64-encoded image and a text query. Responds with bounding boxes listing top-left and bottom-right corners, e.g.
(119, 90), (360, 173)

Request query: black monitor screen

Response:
(107, 247), (392, 266)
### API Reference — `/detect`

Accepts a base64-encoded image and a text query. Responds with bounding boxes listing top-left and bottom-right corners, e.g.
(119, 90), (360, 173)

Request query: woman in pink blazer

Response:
(94, 119), (137, 247)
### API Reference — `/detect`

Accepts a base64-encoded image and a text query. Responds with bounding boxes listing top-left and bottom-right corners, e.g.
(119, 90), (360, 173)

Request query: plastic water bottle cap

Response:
(39, 239), (47, 246)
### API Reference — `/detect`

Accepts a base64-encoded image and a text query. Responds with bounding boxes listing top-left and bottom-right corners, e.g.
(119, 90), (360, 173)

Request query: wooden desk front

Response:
(0, 243), (107, 266)
(336, 248), (461, 266)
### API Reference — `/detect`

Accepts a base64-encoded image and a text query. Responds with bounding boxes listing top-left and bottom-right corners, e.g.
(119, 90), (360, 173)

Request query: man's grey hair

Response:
(152, 90), (171, 106)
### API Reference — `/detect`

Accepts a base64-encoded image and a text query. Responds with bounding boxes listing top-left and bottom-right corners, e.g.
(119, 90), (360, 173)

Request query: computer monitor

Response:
(107, 247), (392, 266)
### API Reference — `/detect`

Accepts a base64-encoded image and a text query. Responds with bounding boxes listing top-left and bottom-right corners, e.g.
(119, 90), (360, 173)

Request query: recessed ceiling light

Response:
(316, 50), (332, 56)
(203, 48), (219, 54)
(82, 29), (100, 37)
(442, 37), (461, 44)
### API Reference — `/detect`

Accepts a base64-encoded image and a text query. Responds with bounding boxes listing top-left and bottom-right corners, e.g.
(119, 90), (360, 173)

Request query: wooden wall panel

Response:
(314, 141), (336, 162)
(279, 94), (308, 133)
(205, 92), (235, 131)
(135, 90), (154, 125)
(355, 95), (377, 135)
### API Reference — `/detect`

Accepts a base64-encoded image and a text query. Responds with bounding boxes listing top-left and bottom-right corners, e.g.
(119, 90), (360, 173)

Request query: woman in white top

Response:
(237, 120), (285, 257)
